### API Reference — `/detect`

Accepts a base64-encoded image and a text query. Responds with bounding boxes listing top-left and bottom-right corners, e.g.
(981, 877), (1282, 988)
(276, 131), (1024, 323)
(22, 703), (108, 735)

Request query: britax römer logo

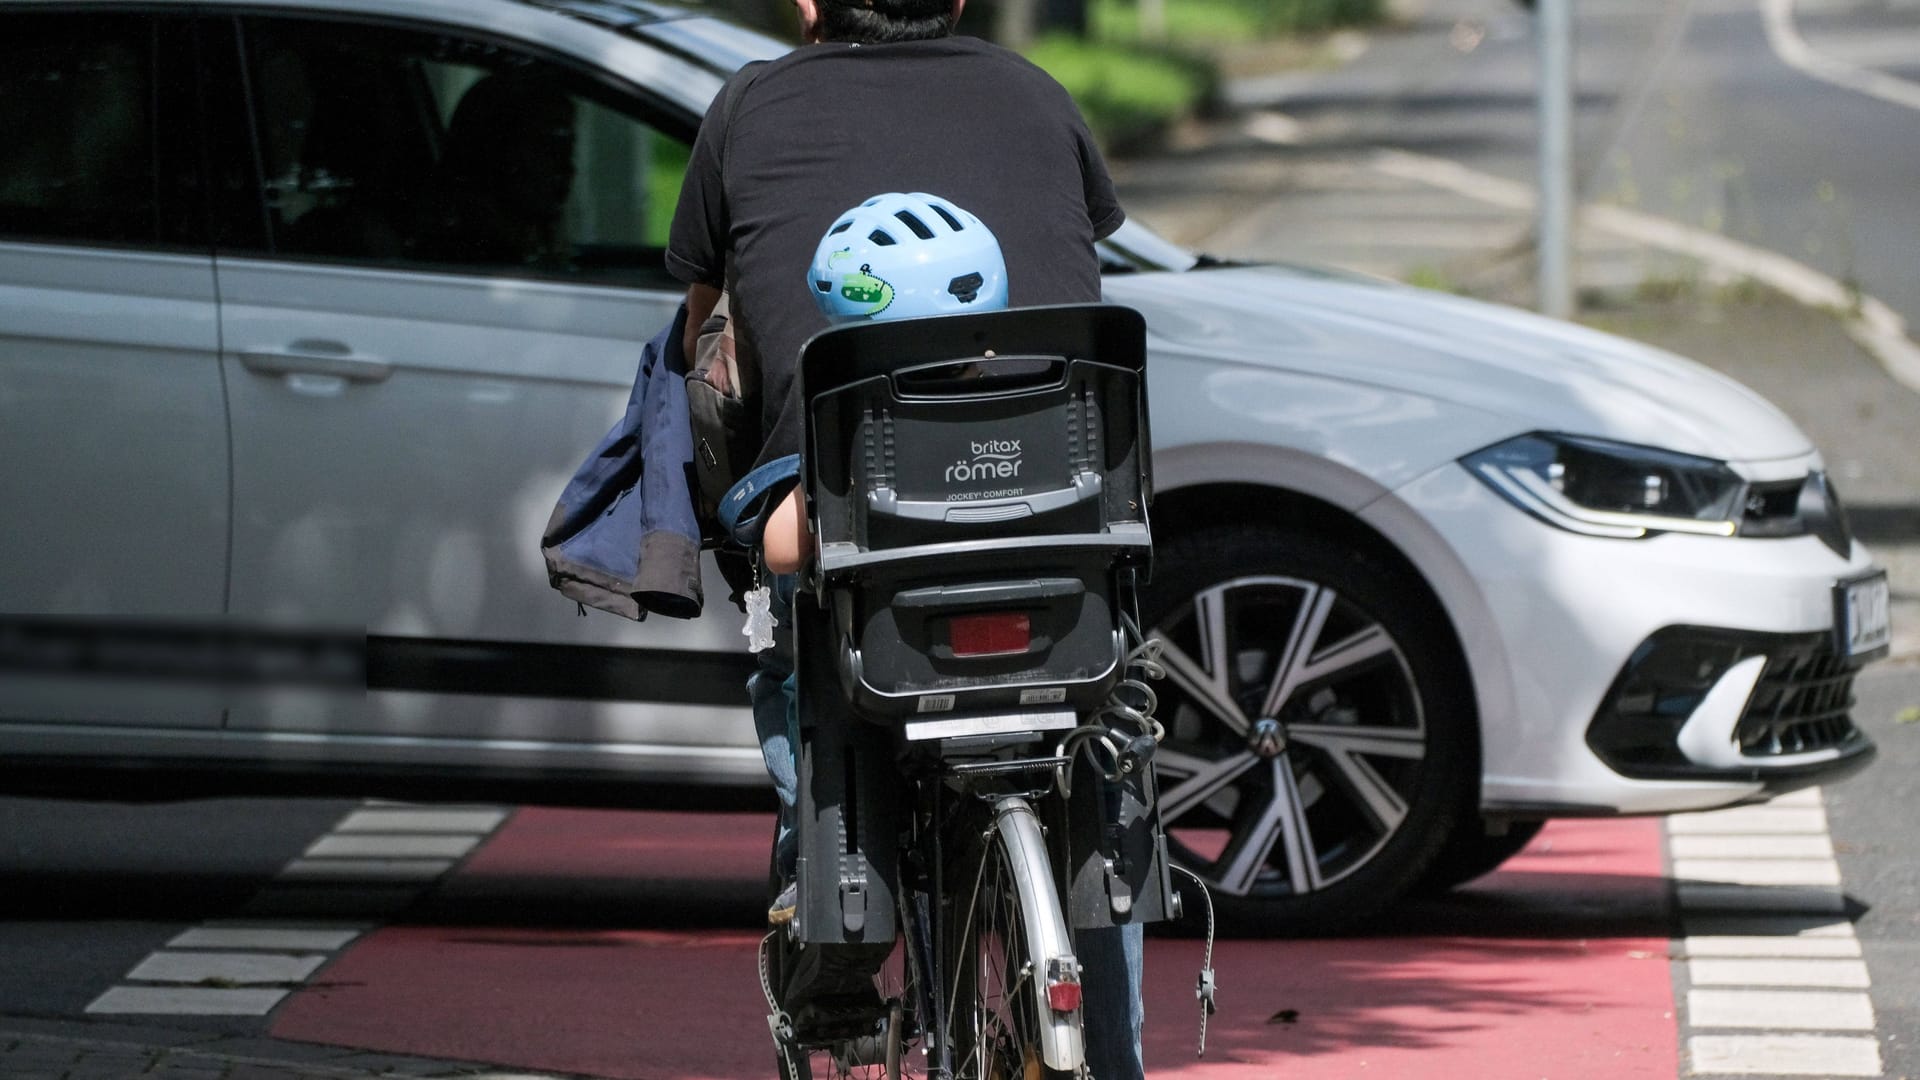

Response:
(946, 438), (1023, 483)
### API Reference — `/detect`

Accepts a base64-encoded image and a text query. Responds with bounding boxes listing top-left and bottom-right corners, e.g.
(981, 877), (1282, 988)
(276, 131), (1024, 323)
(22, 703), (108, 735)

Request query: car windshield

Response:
(619, 12), (1206, 275)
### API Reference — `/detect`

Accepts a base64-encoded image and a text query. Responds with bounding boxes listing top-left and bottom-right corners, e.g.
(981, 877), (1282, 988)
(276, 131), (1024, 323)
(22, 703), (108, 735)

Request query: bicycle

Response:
(757, 304), (1186, 1079)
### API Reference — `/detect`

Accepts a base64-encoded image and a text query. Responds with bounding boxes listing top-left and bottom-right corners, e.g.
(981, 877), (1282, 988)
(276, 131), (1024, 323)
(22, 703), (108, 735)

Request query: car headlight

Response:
(1462, 433), (1744, 538)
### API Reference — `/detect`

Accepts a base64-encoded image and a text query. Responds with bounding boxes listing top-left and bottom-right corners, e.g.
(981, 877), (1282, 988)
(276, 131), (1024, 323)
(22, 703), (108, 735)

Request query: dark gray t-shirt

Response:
(666, 35), (1124, 468)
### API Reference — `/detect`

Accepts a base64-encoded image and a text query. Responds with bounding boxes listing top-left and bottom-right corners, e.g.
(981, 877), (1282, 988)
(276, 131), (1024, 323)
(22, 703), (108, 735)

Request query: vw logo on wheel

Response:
(1247, 717), (1287, 759)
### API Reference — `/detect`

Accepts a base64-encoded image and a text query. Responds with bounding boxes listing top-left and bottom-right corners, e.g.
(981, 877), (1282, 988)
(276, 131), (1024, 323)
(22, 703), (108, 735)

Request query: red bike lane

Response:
(270, 810), (1677, 1079)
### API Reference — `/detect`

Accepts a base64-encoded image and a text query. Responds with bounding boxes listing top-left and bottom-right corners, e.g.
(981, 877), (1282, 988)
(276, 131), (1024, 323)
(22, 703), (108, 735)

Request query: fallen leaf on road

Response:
(1268, 1009), (1300, 1024)
(1895, 706), (1920, 724)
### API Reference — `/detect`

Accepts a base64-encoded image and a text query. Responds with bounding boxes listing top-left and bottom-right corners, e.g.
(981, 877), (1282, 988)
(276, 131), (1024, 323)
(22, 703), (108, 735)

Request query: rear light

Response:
(1046, 980), (1082, 1012)
(1045, 956), (1083, 1012)
(949, 611), (1031, 657)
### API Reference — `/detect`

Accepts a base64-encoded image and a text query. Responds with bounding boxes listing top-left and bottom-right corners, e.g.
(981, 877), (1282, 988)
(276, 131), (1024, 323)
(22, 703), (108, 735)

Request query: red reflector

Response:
(949, 612), (1031, 657)
(1047, 980), (1083, 1012)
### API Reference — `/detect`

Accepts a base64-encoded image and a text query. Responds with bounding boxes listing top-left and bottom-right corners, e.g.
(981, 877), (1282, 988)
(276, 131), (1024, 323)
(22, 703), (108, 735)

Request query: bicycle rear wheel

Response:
(945, 796), (1085, 1079)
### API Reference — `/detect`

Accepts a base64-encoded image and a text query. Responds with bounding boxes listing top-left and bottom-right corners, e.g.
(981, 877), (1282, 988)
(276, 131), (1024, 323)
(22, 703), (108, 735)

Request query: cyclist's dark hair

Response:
(818, 0), (955, 44)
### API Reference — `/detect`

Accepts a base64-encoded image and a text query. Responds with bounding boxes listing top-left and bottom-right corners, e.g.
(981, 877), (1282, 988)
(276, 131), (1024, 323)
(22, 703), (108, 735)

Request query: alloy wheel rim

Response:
(1150, 575), (1427, 899)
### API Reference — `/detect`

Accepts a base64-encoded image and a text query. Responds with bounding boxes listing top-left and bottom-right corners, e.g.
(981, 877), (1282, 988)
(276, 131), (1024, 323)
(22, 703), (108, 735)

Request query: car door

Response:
(0, 12), (228, 729)
(208, 13), (747, 743)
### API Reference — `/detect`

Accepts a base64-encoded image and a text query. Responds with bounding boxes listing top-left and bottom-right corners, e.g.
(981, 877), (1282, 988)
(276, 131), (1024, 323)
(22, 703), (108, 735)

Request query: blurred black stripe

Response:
(365, 636), (755, 704)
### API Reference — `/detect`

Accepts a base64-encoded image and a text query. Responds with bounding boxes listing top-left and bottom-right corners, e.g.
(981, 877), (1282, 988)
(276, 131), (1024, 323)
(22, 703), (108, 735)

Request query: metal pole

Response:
(1140, 0), (1167, 42)
(1536, 0), (1575, 319)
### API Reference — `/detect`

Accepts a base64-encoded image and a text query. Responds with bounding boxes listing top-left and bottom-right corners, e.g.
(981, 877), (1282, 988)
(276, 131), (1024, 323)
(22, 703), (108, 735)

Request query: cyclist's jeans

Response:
(748, 572), (1144, 1076)
(747, 571), (800, 881)
(1081, 922), (1147, 1080)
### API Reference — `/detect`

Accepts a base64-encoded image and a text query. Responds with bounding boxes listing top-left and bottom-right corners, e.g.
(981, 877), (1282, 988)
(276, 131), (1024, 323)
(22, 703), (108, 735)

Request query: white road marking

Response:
(305, 834), (482, 859)
(335, 808), (507, 833)
(126, 951), (328, 986)
(1684, 915), (1857, 938)
(1688, 988), (1876, 1030)
(1670, 834), (1835, 859)
(87, 987), (288, 1016)
(1689, 957), (1872, 988)
(1761, 0), (1920, 112)
(278, 857), (457, 882)
(1686, 934), (1862, 958)
(1669, 787), (1884, 1077)
(1676, 883), (1847, 913)
(88, 800), (509, 1016)
(1673, 858), (1844, 886)
(1689, 1033), (1883, 1075)
(168, 926), (363, 951)
(1667, 806), (1829, 834)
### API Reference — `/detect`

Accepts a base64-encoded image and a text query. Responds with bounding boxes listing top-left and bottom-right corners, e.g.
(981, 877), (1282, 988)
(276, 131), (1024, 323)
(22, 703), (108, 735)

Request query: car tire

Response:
(1410, 820), (1546, 896)
(1141, 524), (1474, 936)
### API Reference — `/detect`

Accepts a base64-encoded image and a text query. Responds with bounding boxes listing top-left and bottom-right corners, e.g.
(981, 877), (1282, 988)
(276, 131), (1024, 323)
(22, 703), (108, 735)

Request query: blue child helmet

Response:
(808, 192), (1008, 322)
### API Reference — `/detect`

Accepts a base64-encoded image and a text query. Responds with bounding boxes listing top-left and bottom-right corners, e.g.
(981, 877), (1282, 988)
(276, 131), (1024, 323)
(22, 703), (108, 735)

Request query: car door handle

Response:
(239, 340), (394, 384)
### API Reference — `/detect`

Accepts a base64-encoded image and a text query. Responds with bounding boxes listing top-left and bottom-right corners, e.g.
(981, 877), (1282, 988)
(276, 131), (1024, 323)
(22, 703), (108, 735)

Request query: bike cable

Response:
(1053, 612), (1166, 797)
(1169, 865), (1219, 1058)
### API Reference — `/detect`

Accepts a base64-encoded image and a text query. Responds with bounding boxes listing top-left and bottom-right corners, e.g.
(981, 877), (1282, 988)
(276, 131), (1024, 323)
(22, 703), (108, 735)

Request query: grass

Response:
(1023, 34), (1215, 151)
(1403, 265), (1466, 294)
(1090, 0), (1384, 44)
(1031, 0), (1388, 149)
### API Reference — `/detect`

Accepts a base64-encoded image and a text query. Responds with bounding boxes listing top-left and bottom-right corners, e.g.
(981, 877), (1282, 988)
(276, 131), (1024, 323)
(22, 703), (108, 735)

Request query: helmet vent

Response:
(928, 204), (963, 232)
(815, 280), (833, 293)
(868, 230), (897, 246)
(893, 210), (935, 240)
(829, 220), (854, 235)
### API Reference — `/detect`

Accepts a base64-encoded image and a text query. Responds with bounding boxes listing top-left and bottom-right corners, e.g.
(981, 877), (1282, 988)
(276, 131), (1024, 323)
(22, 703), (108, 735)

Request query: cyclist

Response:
(664, 1), (1140, 1073)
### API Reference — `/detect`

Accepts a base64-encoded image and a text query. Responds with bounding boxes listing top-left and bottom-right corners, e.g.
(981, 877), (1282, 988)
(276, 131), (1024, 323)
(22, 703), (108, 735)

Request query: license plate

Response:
(1834, 571), (1891, 660)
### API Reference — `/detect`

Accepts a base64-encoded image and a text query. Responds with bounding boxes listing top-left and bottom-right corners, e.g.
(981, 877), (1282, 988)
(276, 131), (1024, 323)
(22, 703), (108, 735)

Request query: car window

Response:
(0, 13), (169, 247)
(237, 17), (690, 286)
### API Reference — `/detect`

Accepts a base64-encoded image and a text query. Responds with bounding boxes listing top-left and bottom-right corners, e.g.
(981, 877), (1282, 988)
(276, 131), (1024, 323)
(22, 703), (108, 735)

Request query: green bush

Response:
(1023, 34), (1213, 151)
(1091, 0), (1384, 42)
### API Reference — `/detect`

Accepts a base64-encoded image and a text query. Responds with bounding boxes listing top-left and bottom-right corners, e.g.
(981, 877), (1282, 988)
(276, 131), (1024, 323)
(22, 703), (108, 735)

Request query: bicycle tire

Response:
(944, 795), (1084, 1079)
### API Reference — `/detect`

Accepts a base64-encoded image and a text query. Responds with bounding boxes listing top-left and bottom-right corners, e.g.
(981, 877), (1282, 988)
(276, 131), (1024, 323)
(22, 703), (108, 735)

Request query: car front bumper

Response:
(1391, 462), (1882, 818)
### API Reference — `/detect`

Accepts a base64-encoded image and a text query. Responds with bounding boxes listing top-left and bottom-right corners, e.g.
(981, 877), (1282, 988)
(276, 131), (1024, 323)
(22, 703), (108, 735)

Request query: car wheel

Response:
(1410, 820), (1547, 896)
(1142, 524), (1473, 935)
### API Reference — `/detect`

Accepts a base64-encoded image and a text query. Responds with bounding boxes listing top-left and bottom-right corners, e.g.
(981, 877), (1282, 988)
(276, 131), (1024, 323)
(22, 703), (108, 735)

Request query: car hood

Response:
(1103, 265), (1814, 466)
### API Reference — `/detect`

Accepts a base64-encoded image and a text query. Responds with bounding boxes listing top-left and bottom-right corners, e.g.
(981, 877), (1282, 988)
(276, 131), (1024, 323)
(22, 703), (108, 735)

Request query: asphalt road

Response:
(3, 682), (1916, 1080)
(1829, 661), (1920, 1080)
(1236, 0), (1920, 328)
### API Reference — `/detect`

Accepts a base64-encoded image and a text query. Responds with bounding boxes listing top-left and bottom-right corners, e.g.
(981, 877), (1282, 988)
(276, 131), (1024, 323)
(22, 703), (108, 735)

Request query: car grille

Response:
(1587, 627), (1871, 779)
(1735, 638), (1859, 755)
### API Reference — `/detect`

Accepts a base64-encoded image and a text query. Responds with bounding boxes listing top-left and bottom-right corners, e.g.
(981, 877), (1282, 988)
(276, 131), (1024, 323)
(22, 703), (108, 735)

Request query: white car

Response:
(0, 0), (1886, 933)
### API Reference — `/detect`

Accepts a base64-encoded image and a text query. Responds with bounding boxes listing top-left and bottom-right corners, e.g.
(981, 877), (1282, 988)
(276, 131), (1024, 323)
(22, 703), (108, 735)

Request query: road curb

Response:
(1355, 143), (1920, 398)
